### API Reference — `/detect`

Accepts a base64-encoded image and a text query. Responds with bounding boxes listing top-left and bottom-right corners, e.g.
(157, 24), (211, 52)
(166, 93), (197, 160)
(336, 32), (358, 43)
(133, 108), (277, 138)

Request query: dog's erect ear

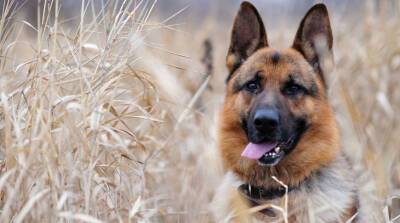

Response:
(292, 4), (333, 85)
(226, 2), (268, 81)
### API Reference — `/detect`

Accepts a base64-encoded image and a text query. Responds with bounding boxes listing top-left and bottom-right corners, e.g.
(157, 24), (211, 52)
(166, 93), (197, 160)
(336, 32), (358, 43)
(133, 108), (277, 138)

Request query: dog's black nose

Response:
(253, 109), (279, 133)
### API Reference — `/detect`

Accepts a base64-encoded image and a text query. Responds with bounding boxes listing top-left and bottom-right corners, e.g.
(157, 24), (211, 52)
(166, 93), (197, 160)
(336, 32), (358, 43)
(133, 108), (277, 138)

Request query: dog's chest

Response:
(284, 176), (356, 223)
(212, 158), (357, 222)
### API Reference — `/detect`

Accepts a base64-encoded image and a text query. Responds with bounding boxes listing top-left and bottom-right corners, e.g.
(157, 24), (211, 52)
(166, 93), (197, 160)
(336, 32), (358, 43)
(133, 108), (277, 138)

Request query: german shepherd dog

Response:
(213, 2), (359, 222)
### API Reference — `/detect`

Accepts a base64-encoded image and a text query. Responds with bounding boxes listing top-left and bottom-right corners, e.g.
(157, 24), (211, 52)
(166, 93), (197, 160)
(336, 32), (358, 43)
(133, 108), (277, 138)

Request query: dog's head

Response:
(219, 2), (340, 188)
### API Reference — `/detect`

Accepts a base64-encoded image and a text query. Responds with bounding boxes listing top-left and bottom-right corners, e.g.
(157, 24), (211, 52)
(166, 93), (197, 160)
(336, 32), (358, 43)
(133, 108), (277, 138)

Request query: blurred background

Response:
(0, 0), (399, 222)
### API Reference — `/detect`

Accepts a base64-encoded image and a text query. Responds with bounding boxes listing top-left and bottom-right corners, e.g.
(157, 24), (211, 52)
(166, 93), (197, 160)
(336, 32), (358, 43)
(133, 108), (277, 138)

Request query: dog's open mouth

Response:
(257, 144), (284, 166)
(241, 142), (284, 166)
(241, 135), (300, 166)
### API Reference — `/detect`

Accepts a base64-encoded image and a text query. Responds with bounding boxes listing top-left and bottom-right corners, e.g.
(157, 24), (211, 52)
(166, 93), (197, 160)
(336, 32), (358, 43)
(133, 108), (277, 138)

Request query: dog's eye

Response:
(245, 80), (260, 93)
(283, 83), (305, 96)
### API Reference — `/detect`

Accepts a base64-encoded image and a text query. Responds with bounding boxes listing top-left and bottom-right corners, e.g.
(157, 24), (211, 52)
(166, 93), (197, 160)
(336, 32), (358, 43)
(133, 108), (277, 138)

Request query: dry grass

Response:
(0, 0), (399, 222)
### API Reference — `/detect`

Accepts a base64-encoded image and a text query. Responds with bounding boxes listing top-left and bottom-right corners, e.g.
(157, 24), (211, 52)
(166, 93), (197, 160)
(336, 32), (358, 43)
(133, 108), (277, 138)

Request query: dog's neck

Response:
(237, 183), (295, 217)
(235, 153), (357, 219)
(236, 167), (305, 218)
(238, 183), (293, 201)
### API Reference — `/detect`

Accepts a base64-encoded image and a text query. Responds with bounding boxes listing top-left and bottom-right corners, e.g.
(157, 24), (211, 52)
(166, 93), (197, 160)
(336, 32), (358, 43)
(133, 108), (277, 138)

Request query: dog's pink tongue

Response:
(241, 143), (277, 160)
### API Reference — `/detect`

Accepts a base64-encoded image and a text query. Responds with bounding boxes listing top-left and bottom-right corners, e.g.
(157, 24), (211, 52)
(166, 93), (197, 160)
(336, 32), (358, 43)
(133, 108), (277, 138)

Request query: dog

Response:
(213, 2), (360, 222)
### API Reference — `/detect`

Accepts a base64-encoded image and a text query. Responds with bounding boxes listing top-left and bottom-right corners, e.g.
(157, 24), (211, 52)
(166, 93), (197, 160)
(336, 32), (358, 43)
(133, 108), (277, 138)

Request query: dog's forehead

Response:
(249, 48), (308, 72)
(236, 48), (314, 83)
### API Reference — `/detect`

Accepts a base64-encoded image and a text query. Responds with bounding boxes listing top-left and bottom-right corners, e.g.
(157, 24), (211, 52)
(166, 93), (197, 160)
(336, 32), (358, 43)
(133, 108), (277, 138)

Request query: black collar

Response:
(237, 183), (294, 217)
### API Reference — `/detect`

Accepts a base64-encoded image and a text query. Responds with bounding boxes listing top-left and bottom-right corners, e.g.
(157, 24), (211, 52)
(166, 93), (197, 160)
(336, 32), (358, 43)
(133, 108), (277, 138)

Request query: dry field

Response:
(0, 0), (399, 222)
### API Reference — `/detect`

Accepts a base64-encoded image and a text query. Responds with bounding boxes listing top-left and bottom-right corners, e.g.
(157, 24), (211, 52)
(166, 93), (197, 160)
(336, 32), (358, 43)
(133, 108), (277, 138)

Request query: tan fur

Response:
(213, 155), (357, 222)
(214, 2), (359, 222)
(220, 48), (340, 189)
